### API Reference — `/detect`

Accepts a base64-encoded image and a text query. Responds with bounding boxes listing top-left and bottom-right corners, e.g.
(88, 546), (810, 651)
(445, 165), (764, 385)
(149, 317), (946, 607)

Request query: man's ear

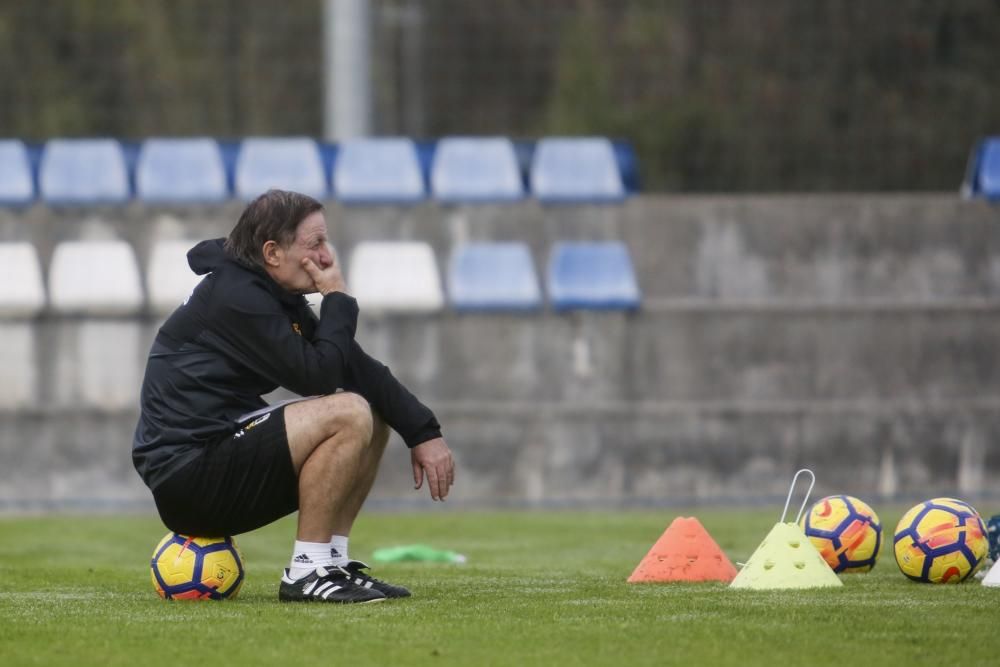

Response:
(262, 240), (282, 267)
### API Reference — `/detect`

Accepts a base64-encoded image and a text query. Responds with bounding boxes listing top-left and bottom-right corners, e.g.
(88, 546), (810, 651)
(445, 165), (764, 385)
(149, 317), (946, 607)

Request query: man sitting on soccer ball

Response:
(132, 188), (455, 604)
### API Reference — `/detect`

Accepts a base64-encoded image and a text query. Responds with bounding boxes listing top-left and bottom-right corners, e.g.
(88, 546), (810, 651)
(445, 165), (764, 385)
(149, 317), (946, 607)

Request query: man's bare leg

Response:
(283, 392), (377, 542)
(334, 414), (390, 535)
(278, 393), (409, 602)
(277, 392), (390, 603)
(322, 413), (409, 597)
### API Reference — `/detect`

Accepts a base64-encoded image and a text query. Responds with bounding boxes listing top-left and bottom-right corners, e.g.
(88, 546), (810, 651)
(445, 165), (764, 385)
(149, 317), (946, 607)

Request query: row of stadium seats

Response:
(964, 136), (1000, 201)
(0, 136), (636, 206)
(0, 240), (640, 317)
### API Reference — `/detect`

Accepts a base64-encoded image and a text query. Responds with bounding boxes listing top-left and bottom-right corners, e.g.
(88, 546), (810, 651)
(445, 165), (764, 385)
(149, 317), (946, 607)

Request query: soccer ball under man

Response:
(151, 533), (245, 600)
(800, 495), (882, 573)
(893, 498), (988, 584)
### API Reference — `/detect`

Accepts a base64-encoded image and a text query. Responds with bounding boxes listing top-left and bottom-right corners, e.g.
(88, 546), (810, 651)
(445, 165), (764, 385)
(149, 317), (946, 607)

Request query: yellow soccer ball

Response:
(150, 533), (245, 600)
(893, 498), (988, 584)
(800, 495), (882, 573)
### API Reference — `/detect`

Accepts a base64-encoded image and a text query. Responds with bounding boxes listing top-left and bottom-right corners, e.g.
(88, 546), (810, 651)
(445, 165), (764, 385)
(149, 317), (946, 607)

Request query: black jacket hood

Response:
(187, 238), (228, 275)
(187, 237), (304, 307)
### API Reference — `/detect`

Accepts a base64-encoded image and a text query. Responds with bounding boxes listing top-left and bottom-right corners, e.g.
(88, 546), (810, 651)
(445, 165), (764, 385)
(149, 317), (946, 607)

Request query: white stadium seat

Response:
(49, 240), (144, 315)
(348, 241), (444, 314)
(0, 242), (45, 318)
(147, 240), (203, 315)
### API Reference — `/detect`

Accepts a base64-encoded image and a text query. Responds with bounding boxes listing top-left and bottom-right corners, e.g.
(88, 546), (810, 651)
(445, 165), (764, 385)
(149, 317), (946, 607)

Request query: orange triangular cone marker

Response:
(627, 516), (738, 583)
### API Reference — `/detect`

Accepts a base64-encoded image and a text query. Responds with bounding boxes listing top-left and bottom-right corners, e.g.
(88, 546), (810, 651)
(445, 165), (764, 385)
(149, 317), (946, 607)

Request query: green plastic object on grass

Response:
(372, 544), (467, 564)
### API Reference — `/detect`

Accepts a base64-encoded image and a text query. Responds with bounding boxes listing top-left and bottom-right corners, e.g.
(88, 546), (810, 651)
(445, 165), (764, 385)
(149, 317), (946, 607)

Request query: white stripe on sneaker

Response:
(364, 582), (373, 589)
(321, 586), (342, 600)
(313, 582), (333, 597)
(303, 580), (319, 595)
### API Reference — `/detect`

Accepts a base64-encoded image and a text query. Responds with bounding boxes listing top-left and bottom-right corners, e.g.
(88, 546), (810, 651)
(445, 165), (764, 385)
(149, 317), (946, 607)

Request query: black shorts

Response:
(151, 407), (298, 537)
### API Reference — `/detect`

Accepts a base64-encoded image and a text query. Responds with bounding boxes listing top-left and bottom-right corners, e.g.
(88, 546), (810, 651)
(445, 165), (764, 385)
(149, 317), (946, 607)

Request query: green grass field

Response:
(1, 508), (997, 667)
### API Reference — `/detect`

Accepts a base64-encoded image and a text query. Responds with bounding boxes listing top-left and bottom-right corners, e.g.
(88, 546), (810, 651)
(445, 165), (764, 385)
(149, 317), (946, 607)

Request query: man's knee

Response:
(286, 393), (375, 472)
(322, 392), (374, 443)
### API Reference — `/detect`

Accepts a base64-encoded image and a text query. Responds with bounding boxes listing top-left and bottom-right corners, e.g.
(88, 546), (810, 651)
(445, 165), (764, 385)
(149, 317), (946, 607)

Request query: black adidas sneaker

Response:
(278, 566), (386, 604)
(342, 560), (411, 598)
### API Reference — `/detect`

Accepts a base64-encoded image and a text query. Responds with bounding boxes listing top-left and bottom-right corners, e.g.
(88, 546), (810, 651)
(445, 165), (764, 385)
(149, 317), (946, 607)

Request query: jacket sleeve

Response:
(313, 293), (442, 447)
(208, 281), (441, 448)
(340, 339), (442, 448)
(208, 280), (356, 395)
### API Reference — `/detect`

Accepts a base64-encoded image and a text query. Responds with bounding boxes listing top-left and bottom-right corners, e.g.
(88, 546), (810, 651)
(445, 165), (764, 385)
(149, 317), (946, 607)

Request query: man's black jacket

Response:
(132, 238), (442, 490)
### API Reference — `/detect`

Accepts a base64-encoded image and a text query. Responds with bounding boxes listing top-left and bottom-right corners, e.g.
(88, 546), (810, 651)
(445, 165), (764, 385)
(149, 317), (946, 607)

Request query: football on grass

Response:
(800, 495), (882, 573)
(893, 498), (987, 584)
(151, 532), (245, 600)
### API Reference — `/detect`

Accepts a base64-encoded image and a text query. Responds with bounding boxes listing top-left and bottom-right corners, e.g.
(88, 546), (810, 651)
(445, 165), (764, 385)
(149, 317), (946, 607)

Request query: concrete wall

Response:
(1, 194), (999, 510)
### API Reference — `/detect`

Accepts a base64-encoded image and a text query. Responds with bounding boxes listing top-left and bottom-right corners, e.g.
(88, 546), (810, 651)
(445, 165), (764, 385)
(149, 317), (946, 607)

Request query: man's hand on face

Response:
(301, 254), (347, 296)
(411, 437), (455, 501)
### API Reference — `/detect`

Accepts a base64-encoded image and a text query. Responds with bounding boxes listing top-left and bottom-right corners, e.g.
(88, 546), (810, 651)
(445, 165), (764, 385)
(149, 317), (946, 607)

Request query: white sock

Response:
(288, 540), (334, 580)
(329, 535), (349, 566)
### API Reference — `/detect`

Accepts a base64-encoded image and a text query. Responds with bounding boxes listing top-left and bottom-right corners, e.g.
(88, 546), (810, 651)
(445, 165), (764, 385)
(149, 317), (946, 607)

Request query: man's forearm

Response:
(343, 341), (442, 447)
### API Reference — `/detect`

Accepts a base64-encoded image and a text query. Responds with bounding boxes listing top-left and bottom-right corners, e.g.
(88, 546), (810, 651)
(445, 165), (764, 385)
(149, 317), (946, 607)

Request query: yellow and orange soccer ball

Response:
(800, 495), (882, 573)
(150, 533), (245, 600)
(893, 497), (988, 584)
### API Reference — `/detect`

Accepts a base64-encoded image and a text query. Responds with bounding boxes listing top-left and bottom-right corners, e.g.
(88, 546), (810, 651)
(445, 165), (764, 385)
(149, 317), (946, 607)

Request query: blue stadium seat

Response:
(431, 137), (524, 202)
(0, 140), (34, 205)
(531, 137), (625, 203)
(39, 139), (130, 204)
(235, 137), (327, 200)
(333, 138), (425, 204)
(448, 242), (542, 311)
(977, 137), (1000, 199)
(547, 241), (640, 310)
(136, 138), (228, 203)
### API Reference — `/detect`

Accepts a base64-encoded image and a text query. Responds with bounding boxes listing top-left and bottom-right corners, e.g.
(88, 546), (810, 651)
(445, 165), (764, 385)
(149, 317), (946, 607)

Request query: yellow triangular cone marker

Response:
(730, 522), (843, 590)
(982, 560), (1000, 587)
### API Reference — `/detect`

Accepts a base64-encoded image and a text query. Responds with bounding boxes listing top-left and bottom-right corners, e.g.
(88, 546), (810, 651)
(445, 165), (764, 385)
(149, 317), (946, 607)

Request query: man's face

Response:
(264, 211), (333, 294)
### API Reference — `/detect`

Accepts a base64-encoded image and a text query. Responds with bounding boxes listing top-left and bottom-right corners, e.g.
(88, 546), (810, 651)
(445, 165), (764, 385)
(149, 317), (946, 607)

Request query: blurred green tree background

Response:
(1, 0), (997, 192)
